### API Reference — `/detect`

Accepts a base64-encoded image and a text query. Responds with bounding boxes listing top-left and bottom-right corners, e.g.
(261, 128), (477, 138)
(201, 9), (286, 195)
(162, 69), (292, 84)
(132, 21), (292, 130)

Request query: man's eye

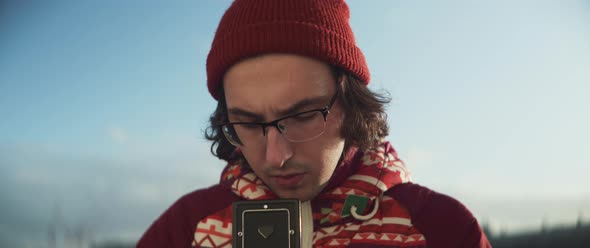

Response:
(239, 123), (259, 130)
(292, 112), (317, 121)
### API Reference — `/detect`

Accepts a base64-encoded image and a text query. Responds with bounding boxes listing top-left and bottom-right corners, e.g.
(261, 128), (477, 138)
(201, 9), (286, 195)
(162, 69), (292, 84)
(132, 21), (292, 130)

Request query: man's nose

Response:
(264, 126), (293, 168)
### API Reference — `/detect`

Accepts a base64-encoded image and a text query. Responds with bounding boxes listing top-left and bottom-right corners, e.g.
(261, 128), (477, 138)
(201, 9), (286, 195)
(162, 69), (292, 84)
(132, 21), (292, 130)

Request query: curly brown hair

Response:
(204, 68), (391, 162)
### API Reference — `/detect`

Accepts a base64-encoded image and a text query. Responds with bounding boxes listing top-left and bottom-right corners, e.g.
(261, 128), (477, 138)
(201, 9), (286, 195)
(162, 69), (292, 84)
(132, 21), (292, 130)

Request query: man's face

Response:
(223, 54), (345, 201)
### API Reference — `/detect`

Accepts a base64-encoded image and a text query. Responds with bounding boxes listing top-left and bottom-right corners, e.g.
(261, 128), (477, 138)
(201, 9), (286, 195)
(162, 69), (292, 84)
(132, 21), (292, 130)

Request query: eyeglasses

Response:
(220, 86), (340, 147)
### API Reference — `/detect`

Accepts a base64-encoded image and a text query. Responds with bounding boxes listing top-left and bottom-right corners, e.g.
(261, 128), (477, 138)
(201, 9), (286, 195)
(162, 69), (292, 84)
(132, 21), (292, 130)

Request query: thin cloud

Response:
(404, 146), (434, 169)
(107, 125), (129, 144)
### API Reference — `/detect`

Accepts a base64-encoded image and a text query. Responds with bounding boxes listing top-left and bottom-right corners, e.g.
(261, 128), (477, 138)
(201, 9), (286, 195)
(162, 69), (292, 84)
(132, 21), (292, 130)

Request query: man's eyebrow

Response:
(277, 96), (327, 117)
(227, 108), (263, 121)
(227, 95), (329, 121)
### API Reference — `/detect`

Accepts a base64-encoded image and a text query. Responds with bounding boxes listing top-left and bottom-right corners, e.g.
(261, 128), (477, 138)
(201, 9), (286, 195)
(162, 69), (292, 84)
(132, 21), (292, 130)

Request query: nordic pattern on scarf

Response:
(191, 141), (426, 247)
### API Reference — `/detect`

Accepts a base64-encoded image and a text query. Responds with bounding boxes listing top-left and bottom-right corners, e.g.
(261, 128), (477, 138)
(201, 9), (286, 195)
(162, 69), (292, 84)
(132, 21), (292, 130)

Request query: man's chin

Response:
(274, 189), (314, 201)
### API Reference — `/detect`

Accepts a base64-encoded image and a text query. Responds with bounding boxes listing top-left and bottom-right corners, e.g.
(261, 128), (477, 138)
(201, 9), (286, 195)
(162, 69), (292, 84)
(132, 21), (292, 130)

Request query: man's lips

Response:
(270, 173), (305, 188)
(271, 172), (304, 177)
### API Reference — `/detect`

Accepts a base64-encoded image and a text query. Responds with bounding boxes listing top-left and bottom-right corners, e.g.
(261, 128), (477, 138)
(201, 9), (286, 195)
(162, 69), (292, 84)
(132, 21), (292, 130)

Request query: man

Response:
(138, 0), (491, 247)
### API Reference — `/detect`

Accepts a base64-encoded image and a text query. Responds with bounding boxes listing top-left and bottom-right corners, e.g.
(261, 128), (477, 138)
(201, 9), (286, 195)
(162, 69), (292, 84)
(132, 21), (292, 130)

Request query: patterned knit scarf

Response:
(193, 141), (427, 247)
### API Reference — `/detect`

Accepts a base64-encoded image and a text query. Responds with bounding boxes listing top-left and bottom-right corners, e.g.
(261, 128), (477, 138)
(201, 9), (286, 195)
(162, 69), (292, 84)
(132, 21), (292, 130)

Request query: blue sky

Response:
(1, 0), (589, 247)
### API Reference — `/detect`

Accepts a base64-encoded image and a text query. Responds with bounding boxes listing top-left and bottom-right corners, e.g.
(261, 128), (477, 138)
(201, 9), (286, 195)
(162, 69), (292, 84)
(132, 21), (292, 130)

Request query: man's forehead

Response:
(224, 83), (333, 119)
(221, 54), (336, 115)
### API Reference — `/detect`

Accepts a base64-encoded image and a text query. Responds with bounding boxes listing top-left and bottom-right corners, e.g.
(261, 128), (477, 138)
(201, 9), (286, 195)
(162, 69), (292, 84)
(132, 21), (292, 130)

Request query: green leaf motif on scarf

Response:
(341, 195), (370, 217)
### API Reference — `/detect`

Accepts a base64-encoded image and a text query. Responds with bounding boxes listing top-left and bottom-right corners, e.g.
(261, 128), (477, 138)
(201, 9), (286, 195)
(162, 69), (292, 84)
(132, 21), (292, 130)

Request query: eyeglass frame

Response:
(218, 83), (341, 147)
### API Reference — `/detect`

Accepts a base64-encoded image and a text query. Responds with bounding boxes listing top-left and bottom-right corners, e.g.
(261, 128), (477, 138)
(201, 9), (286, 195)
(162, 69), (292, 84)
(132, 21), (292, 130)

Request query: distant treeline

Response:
(487, 223), (590, 248)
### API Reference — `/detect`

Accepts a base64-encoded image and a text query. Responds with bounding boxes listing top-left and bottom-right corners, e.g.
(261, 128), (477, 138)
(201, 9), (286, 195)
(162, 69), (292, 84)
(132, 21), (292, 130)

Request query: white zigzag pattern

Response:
(313, 222), (361, 242)
(351, 233), (425, 243)
(328, 238), (350, 246)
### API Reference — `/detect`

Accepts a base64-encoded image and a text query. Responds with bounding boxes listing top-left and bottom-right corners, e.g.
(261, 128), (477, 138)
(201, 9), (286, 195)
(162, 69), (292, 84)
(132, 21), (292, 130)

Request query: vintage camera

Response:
(232, 199), (301, 248)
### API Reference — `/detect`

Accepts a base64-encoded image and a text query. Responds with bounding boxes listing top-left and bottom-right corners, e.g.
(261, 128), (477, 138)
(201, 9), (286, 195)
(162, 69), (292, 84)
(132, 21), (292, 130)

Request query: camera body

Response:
(232, 199), (301, 248)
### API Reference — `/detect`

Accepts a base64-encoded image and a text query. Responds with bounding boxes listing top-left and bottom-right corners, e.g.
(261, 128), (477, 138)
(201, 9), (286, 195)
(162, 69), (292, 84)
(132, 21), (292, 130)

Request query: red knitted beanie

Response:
(206, 0), (370, 100)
